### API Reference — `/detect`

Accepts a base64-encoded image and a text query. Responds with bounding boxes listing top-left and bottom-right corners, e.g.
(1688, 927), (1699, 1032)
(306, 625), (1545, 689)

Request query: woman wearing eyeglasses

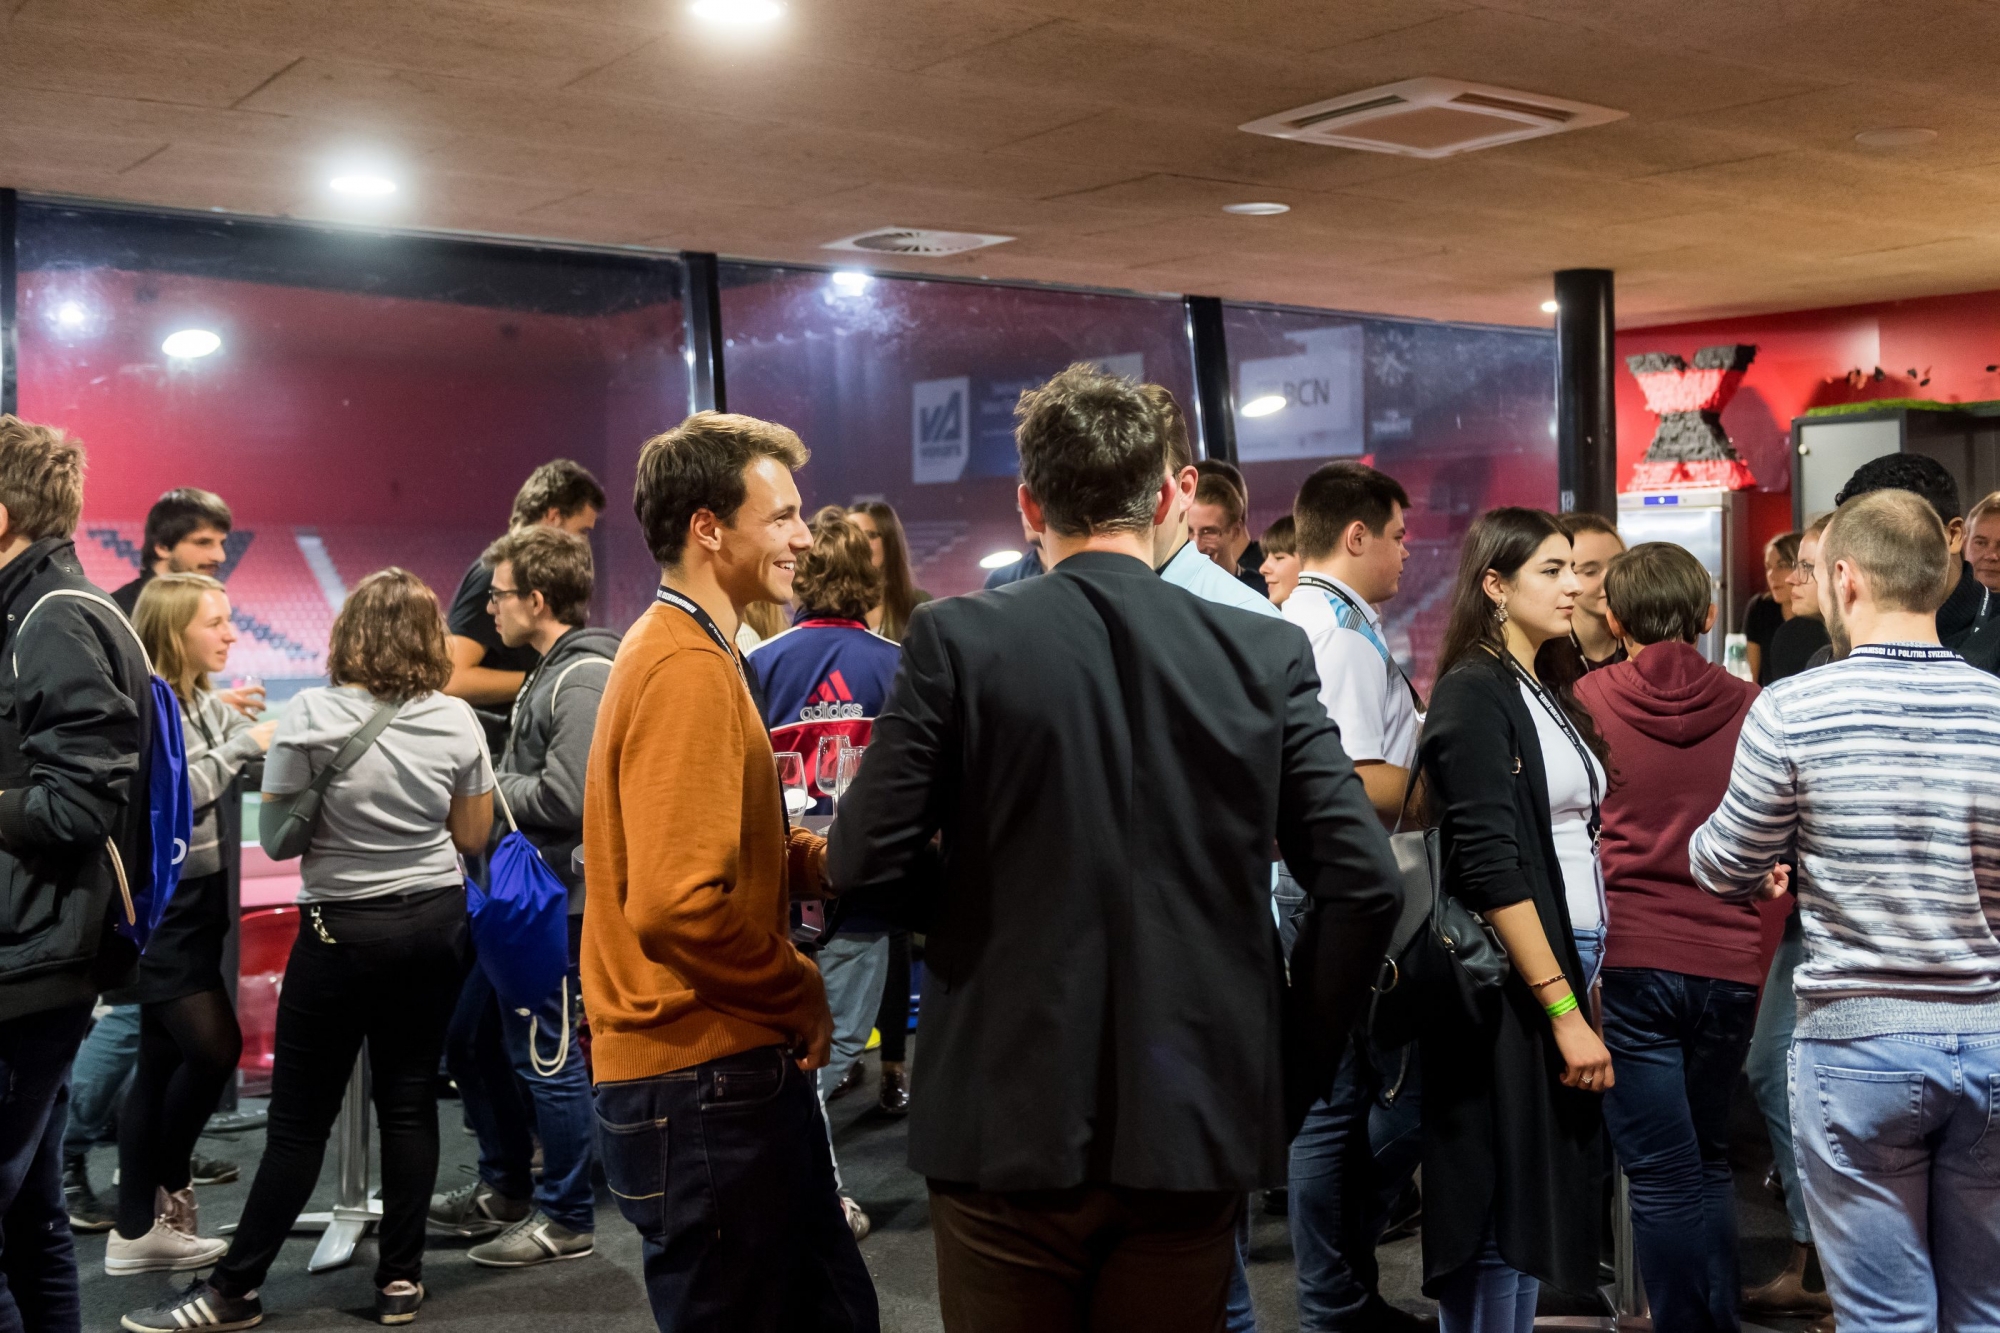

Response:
(1763, 514), (1833, 683)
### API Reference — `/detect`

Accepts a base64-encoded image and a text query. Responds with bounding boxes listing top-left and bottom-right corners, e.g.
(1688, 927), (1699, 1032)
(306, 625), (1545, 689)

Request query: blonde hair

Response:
(133, 573), (228, 703)
(0, 416), (86, 542)
(1968, 490), (2000, 530)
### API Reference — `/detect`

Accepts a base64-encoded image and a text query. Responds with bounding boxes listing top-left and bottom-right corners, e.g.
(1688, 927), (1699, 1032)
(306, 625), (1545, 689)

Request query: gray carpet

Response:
(75, 1051), (1818, 1331)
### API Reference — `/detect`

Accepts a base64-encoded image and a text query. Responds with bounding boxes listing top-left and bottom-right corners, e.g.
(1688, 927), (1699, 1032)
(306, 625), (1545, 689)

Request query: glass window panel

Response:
(1224, 304), (1557, 693)
(17, 202), (688, 699)
(718, 263), (1197, 599)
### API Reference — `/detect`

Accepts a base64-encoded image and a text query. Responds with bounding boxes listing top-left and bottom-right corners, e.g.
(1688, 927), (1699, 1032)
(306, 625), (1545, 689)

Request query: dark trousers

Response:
(1599, 968), (1760, 1333)
(594, 1044), (878, 1333)
(211, 891), (467, 1297)
(873, 931), (911, 1064)
(929, 1181), (1241, 1333)
(0, 1001), (92, 1333)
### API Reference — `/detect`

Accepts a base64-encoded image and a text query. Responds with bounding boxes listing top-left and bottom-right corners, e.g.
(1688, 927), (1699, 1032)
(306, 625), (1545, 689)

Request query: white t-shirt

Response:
(1283, 573), (1420, 767)
(1518, 680), (1607, 933)
(264, 686), (494, 903)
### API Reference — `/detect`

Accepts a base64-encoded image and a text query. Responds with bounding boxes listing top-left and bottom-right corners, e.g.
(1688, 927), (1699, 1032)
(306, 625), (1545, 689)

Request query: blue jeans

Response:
(0, 1002), (93, 1333)
(1747, 915), (1810, 1243)
(814, 932), (890, 1194)
(594, 1045), (879, 1333)
(1790, 1030), (2000, 1333)
(1600, 969), (1760, 1333)
(1573, 925), (1606, 994)
(60, 1004), (139, 1159)
(1288, 1044), (1424, 1331)
(1436, 1234), (1538, 1333)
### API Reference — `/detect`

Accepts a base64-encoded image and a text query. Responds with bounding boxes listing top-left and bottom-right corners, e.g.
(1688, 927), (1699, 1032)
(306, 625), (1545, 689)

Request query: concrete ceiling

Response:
(9, 0), (2000, 328)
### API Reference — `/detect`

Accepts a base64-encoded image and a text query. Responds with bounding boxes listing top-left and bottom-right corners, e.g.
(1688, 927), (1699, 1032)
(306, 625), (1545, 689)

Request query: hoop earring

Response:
(1492, 600), (1510, 625)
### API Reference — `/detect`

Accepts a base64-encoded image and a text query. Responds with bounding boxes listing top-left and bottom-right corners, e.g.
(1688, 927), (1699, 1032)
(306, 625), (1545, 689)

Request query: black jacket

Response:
(1416, 649), (1603, 1295)
(0, 538), (154, 1021)
(827, 551), (1400, 1194)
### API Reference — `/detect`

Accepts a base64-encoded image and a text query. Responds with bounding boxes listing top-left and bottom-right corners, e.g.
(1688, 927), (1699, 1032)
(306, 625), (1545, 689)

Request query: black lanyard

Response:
(655, 586), (741, 666)
(1497, 651), (1601, 843)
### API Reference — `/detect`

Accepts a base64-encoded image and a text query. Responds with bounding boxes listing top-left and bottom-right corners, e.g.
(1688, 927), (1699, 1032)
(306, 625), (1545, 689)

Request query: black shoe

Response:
(202, 1109), (267, 1136)
(830, 1060), (865, 1100)
(64, 1155), (116, 1233)
(190, 1154), (239, 1186)
(1380, 1180), (1422, 1244)
(1358, 1296), (1431, 1333)
(377, 1280), (425, 1325)
(121, 1278), (263, 1331)
(1261, 1187), (1288, 1217)
(878, 1066), (909, 1115)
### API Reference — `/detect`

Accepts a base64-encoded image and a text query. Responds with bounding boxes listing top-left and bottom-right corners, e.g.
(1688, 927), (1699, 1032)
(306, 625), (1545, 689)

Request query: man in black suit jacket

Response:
(827, 365), (1400, 1333)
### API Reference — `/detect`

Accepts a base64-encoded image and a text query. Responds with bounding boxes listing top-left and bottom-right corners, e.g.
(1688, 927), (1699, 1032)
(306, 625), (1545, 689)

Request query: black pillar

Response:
(1, 189), (18, 417)
(1553, 268), (1616, 517)
(683, 251), (726, 414)
(1183, 295), (1236, 464)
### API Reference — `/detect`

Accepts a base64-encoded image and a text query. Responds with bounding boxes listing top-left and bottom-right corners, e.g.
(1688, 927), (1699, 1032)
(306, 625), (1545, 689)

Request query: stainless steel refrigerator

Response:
(1614, 488), (1750, 666)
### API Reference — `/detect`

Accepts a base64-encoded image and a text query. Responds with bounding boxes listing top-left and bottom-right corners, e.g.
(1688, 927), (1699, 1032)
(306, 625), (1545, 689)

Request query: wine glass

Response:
(774, 751), (809, 822)
(834, 744), (865, 807)
(814, 734), (848, 806)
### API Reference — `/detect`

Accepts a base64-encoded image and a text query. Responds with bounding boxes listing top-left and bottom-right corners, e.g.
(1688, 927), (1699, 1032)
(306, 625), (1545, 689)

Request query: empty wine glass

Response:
(835, 744), (865, 806)
(774, 751), (809, 821)
(814, 734), (848, 806)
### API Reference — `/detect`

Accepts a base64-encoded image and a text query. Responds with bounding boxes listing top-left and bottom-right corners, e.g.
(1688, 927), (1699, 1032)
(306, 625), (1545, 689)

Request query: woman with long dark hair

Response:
(1416, 507), (1613, 1333)
(848, 500), (930, 643)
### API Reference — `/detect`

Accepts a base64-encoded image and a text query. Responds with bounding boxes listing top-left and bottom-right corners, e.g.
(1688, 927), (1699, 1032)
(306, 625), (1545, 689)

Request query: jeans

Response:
(1289, 1044), (1425, 1331)
(1573, 925), (1606, 994)
(1435, 1234), (1538, 1333)
(0, 1002), (92, 1333)
(815, 932), (890, 1194)
(61, 1004), (139, 1159)
(212, 890), (467, 1296)
(1790, 1031), (2000, 1333)
(594, 1045), (879, 1333)
(448, 920), (596, 1232)
(1599, 969), (1760, 1333)
(1226, 1203), (1256, 1332)
(1747, 914), (1810, 1243)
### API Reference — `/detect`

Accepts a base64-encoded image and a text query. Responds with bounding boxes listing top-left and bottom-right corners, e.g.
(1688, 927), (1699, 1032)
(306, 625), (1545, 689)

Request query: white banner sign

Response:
(912, 376), (971, 485)
(1235, 326), (1365, 463)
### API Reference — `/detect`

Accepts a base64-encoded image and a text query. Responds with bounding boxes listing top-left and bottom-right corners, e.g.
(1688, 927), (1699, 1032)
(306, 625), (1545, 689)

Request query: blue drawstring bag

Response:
(467, 786), (570, 1068)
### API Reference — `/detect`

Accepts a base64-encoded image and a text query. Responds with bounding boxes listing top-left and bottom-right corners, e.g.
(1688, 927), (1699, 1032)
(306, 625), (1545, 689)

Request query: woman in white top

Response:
(125, 569), (491, 1333)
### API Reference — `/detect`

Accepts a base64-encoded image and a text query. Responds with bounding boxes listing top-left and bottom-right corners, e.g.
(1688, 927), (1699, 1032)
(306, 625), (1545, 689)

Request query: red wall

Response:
(1615, 286), (2000, 552)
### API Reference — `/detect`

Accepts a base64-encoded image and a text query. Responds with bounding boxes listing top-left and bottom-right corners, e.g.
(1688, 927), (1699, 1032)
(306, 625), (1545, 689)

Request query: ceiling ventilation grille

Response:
(1240, 78), (1625, 159)
(823, 227), (1014, 257)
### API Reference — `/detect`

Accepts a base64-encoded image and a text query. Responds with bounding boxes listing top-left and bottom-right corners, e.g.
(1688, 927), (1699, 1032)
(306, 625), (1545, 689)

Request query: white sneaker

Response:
(840, 1196), (871, 1243)
(105, 1219), (230, 1275)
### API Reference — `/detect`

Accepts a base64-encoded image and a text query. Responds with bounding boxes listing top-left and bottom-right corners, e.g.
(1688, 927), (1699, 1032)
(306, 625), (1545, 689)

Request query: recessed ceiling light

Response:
(1540, 299), (1560, 314)
(329, 173), (397, 198)
(1241, 394), (1287, 418)
(53, 301), (88, 329)
(829, 270), (873, 293)
(979, 549), (1021, 570)
(690, 0), (783, 24)
(162, 329), (222, 359)
(1854, 127), (1936, 148)
(1223, 202), (1290, 216)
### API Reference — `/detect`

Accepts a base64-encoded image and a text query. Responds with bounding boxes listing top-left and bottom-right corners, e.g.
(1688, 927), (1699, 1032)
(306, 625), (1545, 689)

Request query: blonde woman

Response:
(104, 575), (274, 1276)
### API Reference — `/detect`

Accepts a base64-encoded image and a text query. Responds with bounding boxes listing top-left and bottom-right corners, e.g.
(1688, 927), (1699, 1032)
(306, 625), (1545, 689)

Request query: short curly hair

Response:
(327, 569), (453, 702)
(1835, 452), (1961, 521)
(794, 507), (882, 622)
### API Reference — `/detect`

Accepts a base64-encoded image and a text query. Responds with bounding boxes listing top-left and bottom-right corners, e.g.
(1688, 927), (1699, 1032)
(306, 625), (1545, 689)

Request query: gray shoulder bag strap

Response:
(260, 701), (403, 861)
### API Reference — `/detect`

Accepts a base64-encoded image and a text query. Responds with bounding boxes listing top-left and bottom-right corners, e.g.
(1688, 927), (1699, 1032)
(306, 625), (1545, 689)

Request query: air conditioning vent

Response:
(1241, 77), (1624, 159)
(823, 227), (1014, 257)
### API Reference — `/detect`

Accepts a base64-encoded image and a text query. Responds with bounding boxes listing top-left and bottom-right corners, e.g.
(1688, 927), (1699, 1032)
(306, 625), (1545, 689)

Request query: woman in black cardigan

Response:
(1416, 507), (1614, 1332)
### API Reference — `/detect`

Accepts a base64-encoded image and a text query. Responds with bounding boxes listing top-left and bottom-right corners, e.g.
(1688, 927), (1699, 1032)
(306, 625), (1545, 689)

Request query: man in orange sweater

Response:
(582, 412), (877, 1332)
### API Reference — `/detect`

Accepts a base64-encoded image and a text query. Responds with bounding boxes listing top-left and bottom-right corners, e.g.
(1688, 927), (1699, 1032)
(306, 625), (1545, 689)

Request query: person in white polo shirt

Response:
(1284, 460), (1426, 1333)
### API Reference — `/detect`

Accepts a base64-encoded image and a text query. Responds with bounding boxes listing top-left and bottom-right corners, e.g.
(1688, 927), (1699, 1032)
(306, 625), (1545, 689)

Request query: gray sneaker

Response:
(426, 1180), (529, 1238)
(466, 1211), (594, 1268)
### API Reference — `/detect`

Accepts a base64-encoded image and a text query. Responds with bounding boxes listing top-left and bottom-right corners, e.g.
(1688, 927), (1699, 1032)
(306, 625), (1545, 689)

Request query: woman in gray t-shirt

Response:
(134, 569), (491, 1332)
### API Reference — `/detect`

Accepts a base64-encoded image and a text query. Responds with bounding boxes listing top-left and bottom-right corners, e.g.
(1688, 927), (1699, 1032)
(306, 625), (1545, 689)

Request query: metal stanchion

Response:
(291, 1051), (382, 1272)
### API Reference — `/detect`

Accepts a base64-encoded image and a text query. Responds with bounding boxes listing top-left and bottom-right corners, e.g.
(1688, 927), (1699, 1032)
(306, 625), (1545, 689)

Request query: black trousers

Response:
(211, 889), (466, 1296)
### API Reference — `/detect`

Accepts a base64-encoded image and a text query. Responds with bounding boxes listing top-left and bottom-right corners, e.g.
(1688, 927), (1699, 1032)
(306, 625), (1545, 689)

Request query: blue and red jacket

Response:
(745, 618), (902, 801)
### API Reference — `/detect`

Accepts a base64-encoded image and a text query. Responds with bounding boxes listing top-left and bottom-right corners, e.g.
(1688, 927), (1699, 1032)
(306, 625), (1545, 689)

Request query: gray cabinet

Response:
(1792, 407), (2000, 526)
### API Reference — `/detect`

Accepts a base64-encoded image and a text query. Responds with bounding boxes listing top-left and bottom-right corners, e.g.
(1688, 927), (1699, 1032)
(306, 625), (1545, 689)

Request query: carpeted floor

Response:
(74, 1049), (1818, 1332)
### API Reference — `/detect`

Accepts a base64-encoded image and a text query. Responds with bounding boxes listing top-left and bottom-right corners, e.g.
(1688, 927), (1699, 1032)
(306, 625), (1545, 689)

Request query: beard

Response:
(1824, 595), (1851, 660)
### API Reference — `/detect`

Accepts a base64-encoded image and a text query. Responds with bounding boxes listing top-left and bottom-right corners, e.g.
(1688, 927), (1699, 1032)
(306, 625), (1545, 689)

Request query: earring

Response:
(1492, 600), (1510, 625)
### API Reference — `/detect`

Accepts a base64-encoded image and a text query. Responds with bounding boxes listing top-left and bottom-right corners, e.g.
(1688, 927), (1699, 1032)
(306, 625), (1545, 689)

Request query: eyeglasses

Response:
(1791, 561), (1816, 584)
(486, 586), (529, 605)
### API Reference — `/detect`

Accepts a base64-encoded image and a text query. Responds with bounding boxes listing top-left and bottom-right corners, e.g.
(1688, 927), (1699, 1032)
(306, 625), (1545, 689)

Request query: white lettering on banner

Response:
(1235, 326), (1365, 463)
(912, 376), (971, 485)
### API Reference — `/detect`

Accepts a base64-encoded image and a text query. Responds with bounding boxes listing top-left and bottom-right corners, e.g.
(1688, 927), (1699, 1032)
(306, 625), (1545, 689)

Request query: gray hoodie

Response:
(495, 625), (620, 903)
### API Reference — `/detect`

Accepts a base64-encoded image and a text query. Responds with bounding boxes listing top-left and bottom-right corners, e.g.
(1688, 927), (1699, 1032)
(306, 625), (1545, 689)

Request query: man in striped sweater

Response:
(1690, 489), (2000, 1333)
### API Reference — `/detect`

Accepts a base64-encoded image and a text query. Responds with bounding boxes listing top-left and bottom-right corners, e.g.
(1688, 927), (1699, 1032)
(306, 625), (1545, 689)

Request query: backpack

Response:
(15, 589), (194, 951)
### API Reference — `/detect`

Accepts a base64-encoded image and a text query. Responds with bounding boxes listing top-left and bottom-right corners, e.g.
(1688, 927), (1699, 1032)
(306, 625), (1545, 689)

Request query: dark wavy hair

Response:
(327, 568), (453, 702)
(848, 500), (919, 641)
(1437, 508), (1608, 763)
(799, 507), (884, 623)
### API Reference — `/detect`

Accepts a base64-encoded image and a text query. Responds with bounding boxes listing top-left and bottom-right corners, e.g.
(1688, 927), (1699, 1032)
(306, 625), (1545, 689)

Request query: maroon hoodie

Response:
(1574, 641), (1766, 986)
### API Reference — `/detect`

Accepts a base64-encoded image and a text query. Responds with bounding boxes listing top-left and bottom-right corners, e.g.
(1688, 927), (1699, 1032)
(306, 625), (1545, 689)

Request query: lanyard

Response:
(1297, 574), (1425, 712)
(1496, 650), (1601, 843)
(655, 585), (740, 664)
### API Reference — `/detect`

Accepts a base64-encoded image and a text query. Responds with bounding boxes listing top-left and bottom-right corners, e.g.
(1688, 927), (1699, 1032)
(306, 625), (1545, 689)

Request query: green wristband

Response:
(1544, 992), (1579, 1019)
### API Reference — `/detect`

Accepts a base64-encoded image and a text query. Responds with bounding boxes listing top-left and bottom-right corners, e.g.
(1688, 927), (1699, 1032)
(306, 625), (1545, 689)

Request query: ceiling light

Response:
(53, 301), (88, 329)
(329, 173), (397, 198)
(1854, 127), (1936, 149)
(1223, 202), (1290, 216)
(829, 270), (873, 293)
(690, 0), (783, 24)
(162, 329), (222, 359)
(979, 550), (1021, 570)
(1540, 299), (1560, 314)
(1241, 394), (1287, 418)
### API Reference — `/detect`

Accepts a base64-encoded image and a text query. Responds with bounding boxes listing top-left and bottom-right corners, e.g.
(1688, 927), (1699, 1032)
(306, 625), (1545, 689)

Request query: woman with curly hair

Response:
(125, 569), (493, 1333)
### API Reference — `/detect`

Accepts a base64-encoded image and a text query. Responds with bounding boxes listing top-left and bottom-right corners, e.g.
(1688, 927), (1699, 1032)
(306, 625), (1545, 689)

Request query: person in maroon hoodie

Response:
(1574, 542), (1764, 1333)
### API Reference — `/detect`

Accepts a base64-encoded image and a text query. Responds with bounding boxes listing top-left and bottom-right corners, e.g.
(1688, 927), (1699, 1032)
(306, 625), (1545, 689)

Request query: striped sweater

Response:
(1689, 642), (2000, 1039)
